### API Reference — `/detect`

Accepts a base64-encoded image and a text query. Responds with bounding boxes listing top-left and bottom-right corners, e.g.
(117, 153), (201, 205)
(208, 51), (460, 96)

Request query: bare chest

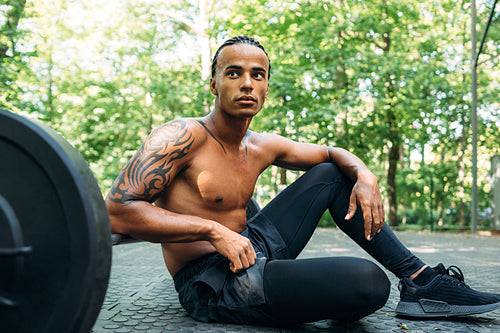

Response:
(190, 152), (258, 208)
(159, 144), (262, 212)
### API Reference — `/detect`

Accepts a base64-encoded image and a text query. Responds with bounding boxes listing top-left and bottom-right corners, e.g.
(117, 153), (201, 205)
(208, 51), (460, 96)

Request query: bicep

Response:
(270, 135), (331, 171)
(107, 119), (195, 205)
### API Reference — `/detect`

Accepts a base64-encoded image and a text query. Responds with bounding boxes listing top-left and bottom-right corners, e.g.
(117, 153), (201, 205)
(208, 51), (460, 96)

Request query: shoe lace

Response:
(443, 265), (470, 289)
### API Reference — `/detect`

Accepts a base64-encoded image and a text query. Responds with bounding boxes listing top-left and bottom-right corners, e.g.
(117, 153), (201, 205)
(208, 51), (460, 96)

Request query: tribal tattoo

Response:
(242, 130), (249, 154)
(108, 119), (194, 204)
(196, 119), (250, 155)
(195, 119), (226, 154)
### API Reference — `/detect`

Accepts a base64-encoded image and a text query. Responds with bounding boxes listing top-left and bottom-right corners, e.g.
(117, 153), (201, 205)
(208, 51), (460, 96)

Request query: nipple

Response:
(215, 195), (223, 202)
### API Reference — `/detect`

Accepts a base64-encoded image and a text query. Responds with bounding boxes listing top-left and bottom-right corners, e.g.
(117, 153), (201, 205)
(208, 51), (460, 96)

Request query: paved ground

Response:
(92, 229), (500, 333)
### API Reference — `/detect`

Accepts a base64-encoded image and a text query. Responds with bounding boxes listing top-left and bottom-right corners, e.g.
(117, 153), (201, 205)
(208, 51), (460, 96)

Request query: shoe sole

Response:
(396, 299), (500, 318)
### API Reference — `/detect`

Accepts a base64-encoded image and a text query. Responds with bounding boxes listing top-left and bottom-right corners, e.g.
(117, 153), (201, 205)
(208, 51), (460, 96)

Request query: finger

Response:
(240, 252), (250, 270)
(371, 205), (381, 237)
(362, 207), (373, 241)
(378, 203), (385, 233)
(230, 261), (244, 274)
(245, 243), (256, 266)
(229, 254), (243, 273)
(345, 192), (358, 220)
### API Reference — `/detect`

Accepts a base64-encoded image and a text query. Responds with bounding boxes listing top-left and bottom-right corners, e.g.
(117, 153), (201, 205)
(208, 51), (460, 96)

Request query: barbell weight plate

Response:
(0, 109), (111, 333)
(0, 192), (31, 299)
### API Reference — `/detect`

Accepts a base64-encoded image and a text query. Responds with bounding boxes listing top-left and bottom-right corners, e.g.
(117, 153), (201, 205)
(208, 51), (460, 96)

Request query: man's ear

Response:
(265, 82), (269, 98)
(210, 77), (218, 95)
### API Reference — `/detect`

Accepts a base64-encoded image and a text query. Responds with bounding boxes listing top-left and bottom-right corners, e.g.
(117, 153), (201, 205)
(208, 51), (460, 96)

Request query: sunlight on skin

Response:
(197, 170), (218, 200)
(409, 265), (428, 280)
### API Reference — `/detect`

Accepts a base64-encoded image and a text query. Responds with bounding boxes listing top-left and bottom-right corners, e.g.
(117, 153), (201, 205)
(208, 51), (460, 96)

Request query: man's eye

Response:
(228, 71), (239, 77)
(253, 72), (264, 79)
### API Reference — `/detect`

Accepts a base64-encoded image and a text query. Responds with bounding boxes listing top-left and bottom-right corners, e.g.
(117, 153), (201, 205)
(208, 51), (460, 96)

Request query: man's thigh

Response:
(177, 252), (278, 325)
(259, 163), (351, 257)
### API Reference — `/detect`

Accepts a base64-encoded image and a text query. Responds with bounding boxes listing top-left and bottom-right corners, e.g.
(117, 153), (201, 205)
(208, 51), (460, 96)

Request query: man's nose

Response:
(240, 73), (253, 90)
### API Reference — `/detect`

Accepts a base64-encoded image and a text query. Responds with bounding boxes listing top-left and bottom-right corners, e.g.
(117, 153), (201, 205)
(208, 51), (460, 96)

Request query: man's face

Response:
(210, 44), (269, 119)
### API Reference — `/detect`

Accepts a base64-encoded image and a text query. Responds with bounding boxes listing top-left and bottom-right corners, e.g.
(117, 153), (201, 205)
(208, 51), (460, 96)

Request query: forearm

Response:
(106, 198), (257, 272)
(327, 147), (375, 182)
(327, 146), (385, 240)
(106, 199), (218, 244)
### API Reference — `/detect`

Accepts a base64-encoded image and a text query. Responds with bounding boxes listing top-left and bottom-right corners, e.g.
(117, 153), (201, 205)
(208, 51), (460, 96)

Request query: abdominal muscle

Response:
(161, 208), (248, 277)
(162, 241), (217, 277)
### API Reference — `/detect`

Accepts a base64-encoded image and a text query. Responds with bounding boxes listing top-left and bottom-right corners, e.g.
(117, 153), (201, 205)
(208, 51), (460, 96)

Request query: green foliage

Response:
(0, 0), (35, 112)
(318, 211), (336, 228)
(1, 0), (499, 230)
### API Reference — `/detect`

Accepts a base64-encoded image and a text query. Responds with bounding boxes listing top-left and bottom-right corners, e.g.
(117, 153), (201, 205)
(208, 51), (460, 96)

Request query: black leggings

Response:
(260, 163), (425, 323)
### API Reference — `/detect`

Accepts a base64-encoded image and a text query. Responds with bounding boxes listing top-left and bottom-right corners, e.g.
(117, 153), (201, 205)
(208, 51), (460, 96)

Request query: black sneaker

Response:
(396, 263), (500, 317)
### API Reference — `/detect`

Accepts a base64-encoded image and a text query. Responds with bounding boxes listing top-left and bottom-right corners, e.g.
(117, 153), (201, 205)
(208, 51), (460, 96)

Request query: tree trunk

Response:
(387, 137), (400, 227)
(198, 0), (212, 114)
(163, 0), (212, 113)
(334, 60), (350, 147)
(280, 167), (287, 186)
(380, 1), (399, 226)
(457, 132), (467, 227)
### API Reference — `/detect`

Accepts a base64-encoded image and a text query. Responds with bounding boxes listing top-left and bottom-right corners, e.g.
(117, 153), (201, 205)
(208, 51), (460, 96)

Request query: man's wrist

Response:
(205, 219), (222, 242)
(357, 169), (377, 184)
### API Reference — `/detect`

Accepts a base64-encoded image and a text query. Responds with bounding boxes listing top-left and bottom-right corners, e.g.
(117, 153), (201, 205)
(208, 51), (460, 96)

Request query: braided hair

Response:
(211, 36), (271, 79)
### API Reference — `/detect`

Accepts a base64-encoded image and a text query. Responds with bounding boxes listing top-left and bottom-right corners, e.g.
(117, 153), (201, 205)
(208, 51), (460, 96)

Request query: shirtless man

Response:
(106, 36), (500, 325)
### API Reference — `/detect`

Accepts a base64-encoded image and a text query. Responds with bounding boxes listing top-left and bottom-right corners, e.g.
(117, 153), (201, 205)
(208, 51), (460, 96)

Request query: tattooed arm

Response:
(106, 119), (205, 242)
(105, 119), (256, 272)
(107, 119), (194, 205)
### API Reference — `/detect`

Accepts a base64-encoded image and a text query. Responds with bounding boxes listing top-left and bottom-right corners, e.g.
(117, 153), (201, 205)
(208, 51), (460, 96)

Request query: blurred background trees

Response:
(1, 0), (499, 230)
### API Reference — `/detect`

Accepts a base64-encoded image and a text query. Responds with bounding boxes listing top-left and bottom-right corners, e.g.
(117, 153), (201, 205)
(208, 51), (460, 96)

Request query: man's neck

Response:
(207, 110), (252, 150)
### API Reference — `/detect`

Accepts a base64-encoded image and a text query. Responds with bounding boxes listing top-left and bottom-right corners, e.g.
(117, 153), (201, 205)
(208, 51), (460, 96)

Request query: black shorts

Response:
(173, 213), (289, 325)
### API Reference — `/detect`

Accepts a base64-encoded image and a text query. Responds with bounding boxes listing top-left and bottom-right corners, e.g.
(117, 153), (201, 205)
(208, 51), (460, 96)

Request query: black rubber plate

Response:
(0, 109), (111, 333)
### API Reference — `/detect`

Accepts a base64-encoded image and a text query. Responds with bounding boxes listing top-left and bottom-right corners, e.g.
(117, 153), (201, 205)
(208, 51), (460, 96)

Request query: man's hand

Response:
(344, 171), (385, 241)
(209, 223), (257, 273)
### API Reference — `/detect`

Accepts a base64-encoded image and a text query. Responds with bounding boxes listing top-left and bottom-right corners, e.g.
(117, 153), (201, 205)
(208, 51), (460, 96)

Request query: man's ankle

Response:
(410, 265), (437, 286)
(409, 265), (428, 280)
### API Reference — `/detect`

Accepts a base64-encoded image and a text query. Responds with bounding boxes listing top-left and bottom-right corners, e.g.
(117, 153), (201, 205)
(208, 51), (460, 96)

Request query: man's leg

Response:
(260, 163), (424, 278)
(256, 163), (397, 322)
(260, 163), (500, 320)
(263, 256), (390, 323)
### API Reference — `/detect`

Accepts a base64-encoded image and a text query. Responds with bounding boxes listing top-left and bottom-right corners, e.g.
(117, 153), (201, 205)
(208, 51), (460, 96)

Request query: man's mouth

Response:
(236, 96), (256, 102)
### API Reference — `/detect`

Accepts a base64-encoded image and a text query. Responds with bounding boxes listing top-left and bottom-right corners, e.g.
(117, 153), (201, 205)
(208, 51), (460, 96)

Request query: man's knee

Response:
(309, 162), (339, 175)
(332, 259), (390, 322)
(357, 260), (391, 311)
(305, 162), (346, 184)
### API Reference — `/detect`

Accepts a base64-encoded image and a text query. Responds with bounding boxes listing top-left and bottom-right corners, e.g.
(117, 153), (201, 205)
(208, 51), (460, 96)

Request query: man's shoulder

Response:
(134, 118), (209, 162)
(149, 117), (208, 144)
(247, 130), (289, 147)
(153, 117), (203, 132)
